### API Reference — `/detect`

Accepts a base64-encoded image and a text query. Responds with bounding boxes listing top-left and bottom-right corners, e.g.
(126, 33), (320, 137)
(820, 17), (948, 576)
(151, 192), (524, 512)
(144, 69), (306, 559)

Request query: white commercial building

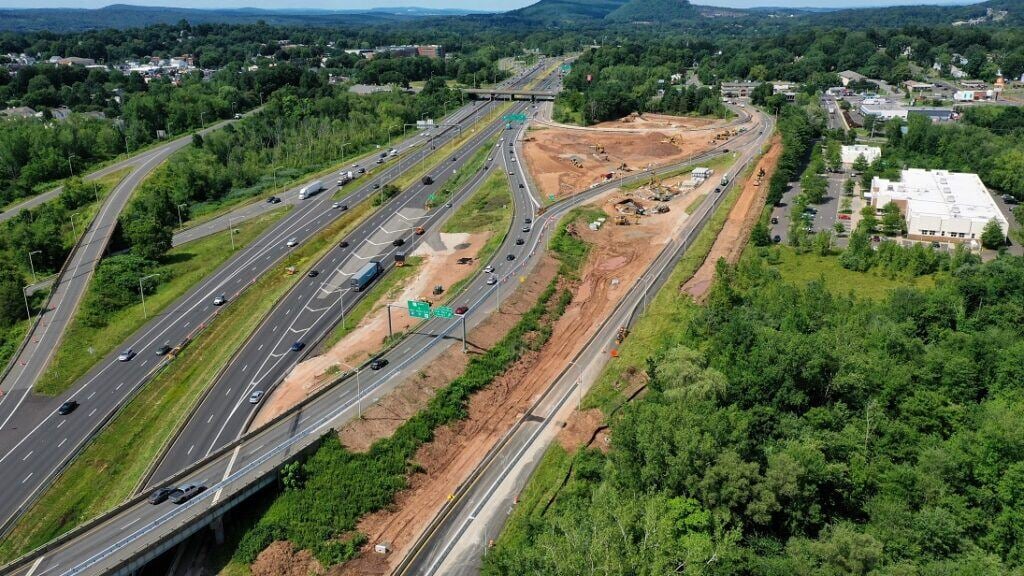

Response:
(869, 169), (1008, 243)
(692, 167), (714, 181)
(841, 145), (881, 166)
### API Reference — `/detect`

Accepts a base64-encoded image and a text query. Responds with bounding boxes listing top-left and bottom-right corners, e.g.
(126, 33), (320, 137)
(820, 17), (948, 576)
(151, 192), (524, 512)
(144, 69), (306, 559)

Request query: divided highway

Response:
(0, 74), (530, 539)
(149, 70), (562, 482)
(1, 100), (763, 576)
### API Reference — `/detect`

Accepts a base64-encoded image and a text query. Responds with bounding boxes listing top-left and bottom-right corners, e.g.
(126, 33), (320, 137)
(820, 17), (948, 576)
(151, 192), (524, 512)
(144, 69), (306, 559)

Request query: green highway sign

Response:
(428, 193), (437, 203)
(560, 64), (572, 72)
(433, 306), (454, 319)
(503, 113), (527, 123)
(408, 300), (431, 319)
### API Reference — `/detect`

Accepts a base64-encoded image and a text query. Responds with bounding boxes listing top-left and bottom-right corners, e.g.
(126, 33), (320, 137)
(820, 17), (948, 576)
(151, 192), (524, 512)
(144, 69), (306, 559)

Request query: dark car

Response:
(57, 400), (78, 415)
(392, 238), (405, 247)
(369, 358), (389, 370)
(266, 196), (281, 204)
(170, 484), (205, 505)
(525, 218), (532, 224)
(339, 241), (350, 248)
(455, 306), (469, 315)
(770, 217), (779, 225)
(147, 487), (176, 505)
(290, 342), (305, 352)
(155, 345), (172, 356)
(506, 253), (516, 261)
(515, 238), (525, 246)
(519, 183), (525, 189)
(307, 270), (320, 278)
(373, 183), (380, 189)
(772, 235), (781, 244)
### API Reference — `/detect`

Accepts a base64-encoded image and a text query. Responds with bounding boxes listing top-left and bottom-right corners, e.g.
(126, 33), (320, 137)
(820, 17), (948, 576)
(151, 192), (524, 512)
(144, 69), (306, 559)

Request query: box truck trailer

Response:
(298, 180), (324, 200)
(350, 261), (382, 291)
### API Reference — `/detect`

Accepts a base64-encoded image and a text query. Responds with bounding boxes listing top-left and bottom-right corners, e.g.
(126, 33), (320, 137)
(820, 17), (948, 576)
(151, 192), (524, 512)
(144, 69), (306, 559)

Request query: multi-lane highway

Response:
(0, 112), (253, 455)
(0, 67), (544, 539)
(148, 92), (554, 482)
(397, 108), (774, 576)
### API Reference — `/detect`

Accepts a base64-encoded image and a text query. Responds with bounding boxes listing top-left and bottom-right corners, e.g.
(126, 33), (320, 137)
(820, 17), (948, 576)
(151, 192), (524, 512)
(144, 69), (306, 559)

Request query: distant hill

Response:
(802, 0), (1020, 27)
(0, 3), (488, 32)
(508, 0), (630, 23)
(606, 0), (699, 22)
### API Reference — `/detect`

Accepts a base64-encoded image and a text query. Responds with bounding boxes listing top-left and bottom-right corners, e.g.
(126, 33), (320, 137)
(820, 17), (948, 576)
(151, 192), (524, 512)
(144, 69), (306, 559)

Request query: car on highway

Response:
(339, 241), (350, 248)
(212, 294), (227, 306)
(519, 183), (525, 189)
(147, 487), (176, 505)
(332, 202), (348, 210)
(373, 183), (380, 189)
(57, 400), (78, 415)
(515, 238), (525, 246)
(233, 113), (242, 119)
(486, 276), (498, 285)
(249, 390), (265, 404)
(266, 196), (282, 204)
(286, 238), (299, 247)
(506, 253), (516, 261)
(483, 265), (494, 273)
(369, 358), (389, 371)
(170, 484), (205, 504)
(525, 218), (532, 224)
(117, 349), (135, 362)
(155, 345), (172, 356)
(392, 238), (405, 247)
(307, 270), (320, 278)
(455, 306), (469, 315)
(290, 342), (305, 352)
(522, 226), (531, 233)
(508, 171), (514, 175)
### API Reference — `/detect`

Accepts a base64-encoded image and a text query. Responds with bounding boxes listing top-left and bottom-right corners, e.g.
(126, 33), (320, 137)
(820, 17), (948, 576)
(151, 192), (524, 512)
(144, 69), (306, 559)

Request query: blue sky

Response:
(0, 0), (986, 9)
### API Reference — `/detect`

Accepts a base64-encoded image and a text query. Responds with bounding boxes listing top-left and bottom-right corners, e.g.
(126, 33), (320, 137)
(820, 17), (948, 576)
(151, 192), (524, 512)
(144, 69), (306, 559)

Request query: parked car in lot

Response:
(369, 358), (389, 370)
(249, 390), (265, 404)
(57, 400), (78, 415)
(117, 349), (135, 362)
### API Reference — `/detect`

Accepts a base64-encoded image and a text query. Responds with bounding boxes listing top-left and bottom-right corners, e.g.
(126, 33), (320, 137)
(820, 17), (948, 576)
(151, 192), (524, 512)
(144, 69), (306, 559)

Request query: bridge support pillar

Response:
(211, 516), (225, 545)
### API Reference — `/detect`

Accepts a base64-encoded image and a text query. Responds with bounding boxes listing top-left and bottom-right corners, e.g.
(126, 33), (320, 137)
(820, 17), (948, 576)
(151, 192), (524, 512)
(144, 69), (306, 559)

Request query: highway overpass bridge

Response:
(461, 88), (557, 101)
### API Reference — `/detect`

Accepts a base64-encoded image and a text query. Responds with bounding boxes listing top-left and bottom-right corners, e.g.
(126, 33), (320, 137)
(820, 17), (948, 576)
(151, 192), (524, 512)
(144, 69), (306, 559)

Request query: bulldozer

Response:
(615, 326), (630, 344)
(614, 215), (630, 226)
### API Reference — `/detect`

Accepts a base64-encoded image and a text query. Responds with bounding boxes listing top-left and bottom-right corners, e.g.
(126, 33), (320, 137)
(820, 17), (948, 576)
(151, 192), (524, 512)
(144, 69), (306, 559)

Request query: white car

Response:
(286, 238), (298, 248)
(483, 265), (495, 274)
(212, 295), (227, 306)
(248, 391), (265, 404)
(486, 276), (498, 286)
(117, 349), (135, 362)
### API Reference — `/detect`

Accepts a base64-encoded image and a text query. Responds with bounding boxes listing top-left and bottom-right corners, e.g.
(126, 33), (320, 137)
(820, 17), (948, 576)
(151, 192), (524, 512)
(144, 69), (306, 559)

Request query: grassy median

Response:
(0, 200), (382, 562)
(34, 208), (290, 396)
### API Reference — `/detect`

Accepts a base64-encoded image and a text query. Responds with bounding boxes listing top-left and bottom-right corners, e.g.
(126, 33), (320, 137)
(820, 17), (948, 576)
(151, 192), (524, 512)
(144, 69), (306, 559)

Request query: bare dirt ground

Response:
(334, 184), (708, 576)
(250, 232), (489, 428)
(523, 112), (750, 202)
(682, 133), (782, 301)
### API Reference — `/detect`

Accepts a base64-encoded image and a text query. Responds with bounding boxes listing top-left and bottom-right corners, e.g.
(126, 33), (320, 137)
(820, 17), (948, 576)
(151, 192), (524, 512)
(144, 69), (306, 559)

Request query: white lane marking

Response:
(88, 408), (97, 417)
(257, 344), (263, 351)
(120, 517), (141, 531)
(86, 391), (95, 400)
(56, 420), (65, 429)
(116, 382), (124, 391)
(212, 446), (242, 505)
(22, 450), (32, 461)
(242, 364), (248, 372)
(208, 414), (215, 424)
(187, 444), (195, 455)
(25, 556), (44, 576)
(21, 472), (33, 484)
(57, 437), (67, 448)
(225, 388), (232, 397)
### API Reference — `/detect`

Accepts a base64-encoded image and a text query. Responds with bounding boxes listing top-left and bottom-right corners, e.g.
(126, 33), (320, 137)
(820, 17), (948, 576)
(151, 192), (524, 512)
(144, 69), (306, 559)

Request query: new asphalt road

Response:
(398, 108), (774, 576)
(0, 77), (525, 538)
(148, 72), (563, 484)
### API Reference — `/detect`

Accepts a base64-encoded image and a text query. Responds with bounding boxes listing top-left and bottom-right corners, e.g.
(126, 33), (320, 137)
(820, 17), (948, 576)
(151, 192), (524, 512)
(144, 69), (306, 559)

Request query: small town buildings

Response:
(840, 145), (881, 166)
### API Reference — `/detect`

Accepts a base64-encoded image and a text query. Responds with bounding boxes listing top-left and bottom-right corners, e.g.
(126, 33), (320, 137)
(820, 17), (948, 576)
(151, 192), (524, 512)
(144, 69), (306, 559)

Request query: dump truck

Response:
(394, 253), (406, 267)
(350, 261), (382, 291)
(298, 180), (324, 200)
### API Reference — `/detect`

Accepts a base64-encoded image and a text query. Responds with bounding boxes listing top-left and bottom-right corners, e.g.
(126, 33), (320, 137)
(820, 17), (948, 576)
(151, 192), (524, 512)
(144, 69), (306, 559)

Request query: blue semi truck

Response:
(350, 261), (382, 291)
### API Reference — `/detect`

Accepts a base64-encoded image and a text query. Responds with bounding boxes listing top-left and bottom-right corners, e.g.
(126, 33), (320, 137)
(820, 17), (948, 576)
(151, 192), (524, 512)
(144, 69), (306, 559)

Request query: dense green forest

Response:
(485, 252), (1024, 575)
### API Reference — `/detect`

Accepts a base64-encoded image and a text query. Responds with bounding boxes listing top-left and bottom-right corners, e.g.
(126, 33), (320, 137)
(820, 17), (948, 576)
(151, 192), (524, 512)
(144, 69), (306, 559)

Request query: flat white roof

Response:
(872, 169), (1008, 227)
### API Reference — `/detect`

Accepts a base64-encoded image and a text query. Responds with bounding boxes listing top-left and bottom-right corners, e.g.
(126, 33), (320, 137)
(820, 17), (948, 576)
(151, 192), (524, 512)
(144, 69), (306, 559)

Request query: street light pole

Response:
(69, 212), (81, 239)
(176, 203), (187, 230)
(227, 214), (236, 251)
(138, 273), (161, 319)
(27, 250), (41, 284)
(22, 285), (31, 321)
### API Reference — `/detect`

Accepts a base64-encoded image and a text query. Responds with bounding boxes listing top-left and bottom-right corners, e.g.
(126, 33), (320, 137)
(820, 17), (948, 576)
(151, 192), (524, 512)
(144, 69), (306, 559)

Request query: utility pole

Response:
(69, 212), (81, 239)
(176, 203), (187, 230)
(226, 214), (236, 250)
